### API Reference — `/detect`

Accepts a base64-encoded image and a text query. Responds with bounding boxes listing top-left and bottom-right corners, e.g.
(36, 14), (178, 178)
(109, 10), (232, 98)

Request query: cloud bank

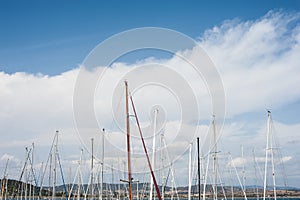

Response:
(0, 10), (299, 187)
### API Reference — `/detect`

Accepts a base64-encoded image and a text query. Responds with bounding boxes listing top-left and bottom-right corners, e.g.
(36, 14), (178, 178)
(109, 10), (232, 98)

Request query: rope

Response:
(129, 95), (162, 200)
(57, 153), (69, 200)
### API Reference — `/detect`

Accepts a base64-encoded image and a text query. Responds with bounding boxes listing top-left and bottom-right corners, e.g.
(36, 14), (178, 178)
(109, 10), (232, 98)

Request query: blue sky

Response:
(1, 0), (299, 75)
(1, 0), (300, 188)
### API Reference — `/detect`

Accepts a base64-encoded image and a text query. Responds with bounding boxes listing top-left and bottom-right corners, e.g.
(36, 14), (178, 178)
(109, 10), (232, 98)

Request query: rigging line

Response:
(229, 153), (248, 200)
(67, 165), (80, 200)
(164, 166), (171, 192)
(57, 153), (69, 200)
(109, 86), (125, 131)
(27, 153), (38, 186)
(252, 148), (264, 181)
(271, 120), (288, 188)
(162, 135), (180, 200)
(252, 149), (260, 200)
(129, 95), (162, 200)
(38, 132), (56, 195)
(217, 163), (227, 200)
(14, 148), (32, 198)
(18, 148), (32, 182)
(192, 166), (199, 196)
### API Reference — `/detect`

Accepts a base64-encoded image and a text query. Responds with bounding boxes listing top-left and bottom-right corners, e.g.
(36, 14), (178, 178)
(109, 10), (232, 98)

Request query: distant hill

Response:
(1, 178), (299, 198)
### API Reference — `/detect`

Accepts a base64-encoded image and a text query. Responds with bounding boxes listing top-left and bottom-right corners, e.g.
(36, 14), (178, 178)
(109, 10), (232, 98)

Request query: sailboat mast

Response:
(212, 115), (217, 200)
(53, 130), (59, 200)
(252, 149), (259, 200)
(263, 111), (270, 200)
(101, 128), (105, 200)
(91, 138), (94, 200)
(150, 109), (158, 200)
(32, 142), (35, 200)
(269, 111), (277, 200)
(78, 149), (83, 200)
(241, 145), (246, 191)
(161, 133), (165, 200)
(1, 158), (9, 200)
(125, 81), (133, 200)
(188, 143), (192, 200)
(197, 137), (201, 200)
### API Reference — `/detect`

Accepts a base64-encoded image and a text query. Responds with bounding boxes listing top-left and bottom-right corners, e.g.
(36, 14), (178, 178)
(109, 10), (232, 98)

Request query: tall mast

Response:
(241, 145), (246, 191)
(252, 149), (259, 200)
(125, 81), (133, 200)
(1, 158), (9, 200)
(53, 130), (59, 200)
(91, 138), (94, 200)
(78, 149), (83, 200)
(111, 165), (114, 198)
(197, 137), (201, 200)
(188, 143), (192, 200)
(25, 148), (28, 200)
(101, 128), (105, 200)
(150, 109), (158, 200)
(49, 153), (52, 197)
(270, 113), (277, 200)
(263, 111), (271, 200)
(212, 115), (217, 200)
(32, 142), (35, 200)
(117, 158), (121, 200)
(161, 133), (165, 200)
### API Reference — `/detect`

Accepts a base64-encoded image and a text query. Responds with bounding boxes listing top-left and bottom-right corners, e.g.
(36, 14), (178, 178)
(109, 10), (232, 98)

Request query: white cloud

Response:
(228, 157), (247, 168)
(1, 153), (14, 161)
(0, 153), (21, 168)
(200, 11), (300, 117)
(282, 156), (292, 163)
(0, 10), (300, 187)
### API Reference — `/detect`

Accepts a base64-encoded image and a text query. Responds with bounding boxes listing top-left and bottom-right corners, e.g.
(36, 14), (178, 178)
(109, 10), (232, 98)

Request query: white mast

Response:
(78, 149), (83, 200)
(229, 161), (234, 200)
(117, 157), (121, 200)
(132, 179), (139, 200)
(111, 165), (114, 198)
(252, 149), (259, 200)
(91, 138), (94, 200)
(101, 128), (105, 200)
(263, 111), (277, 200)
(53, 130), (58, 200)
(161, 134), (179, 200)
(160, 133), (165, 200)
(25, 150), (28, 200)
(125, 81), (133, 200)
(203, 153), (209, 200)
(150, 109), (158, 200)
(169, 162), (180, 200)
(269, 111), (277, 200)
(1, 158), (9, 200)
(31, 143), (35, 200)
(188, 143), (193, 200)
(241, 145), (246, 191)
(212, 115), (217, 200)
(4, 173), (7, 200)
